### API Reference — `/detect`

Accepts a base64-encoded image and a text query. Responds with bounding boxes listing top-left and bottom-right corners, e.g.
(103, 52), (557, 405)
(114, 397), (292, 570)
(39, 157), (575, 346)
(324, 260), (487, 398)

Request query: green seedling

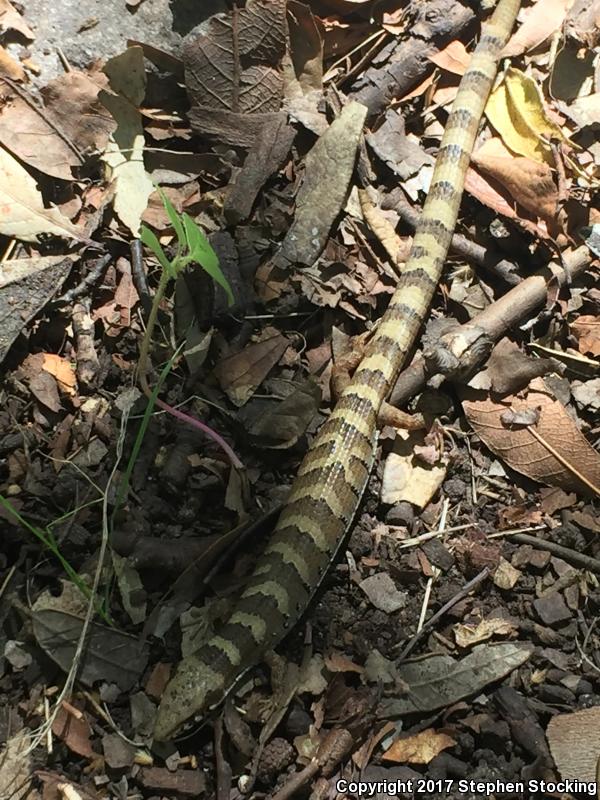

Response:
(137, 190), (242, 469)
(0, 494), (110, 624)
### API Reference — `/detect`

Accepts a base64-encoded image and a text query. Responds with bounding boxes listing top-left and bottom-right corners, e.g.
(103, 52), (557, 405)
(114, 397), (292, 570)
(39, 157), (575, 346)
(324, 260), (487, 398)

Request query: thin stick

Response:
(507, 533), (600, 575)
(398, 567), (490, 660)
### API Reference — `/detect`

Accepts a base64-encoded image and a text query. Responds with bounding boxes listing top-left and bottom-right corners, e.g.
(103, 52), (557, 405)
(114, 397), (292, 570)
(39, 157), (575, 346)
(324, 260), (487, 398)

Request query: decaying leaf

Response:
(0, 255), (74, 363)
(359, 572), (407, 613)
(32, 608), (149, 690)
(571, 379), (600, 413)
(274, 101), (367, 269)
(381, 429), (447, 509)
(0, 730), (33, 800)
(453, 614), (518, 648)
(245, 378), (321, 449)
(472, 137), (558, 222)
(571, 315), (600, 357)
(0, 0), (35, 40)
(502, 0), (572, 57)
(213, 332), (290, 407)
(100, 47), (153, 234)
(380, 642), (533, 717)
(547, 707), (600, 783)
(0, 145), (82, 241)
(462, 378), (600, 496)
(183, 0), (287, 147)
(382, 728), (456, 764)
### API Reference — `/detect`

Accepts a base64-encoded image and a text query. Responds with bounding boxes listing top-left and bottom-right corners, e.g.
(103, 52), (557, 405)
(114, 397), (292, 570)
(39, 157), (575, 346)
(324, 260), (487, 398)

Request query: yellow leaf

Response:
(485, 68), (569, 163)
(505, 68), (570, 145)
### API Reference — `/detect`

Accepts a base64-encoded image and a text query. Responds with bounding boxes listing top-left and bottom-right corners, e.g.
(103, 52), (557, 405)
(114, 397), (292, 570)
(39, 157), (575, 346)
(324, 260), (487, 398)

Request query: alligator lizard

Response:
(154, 0), (521, 740)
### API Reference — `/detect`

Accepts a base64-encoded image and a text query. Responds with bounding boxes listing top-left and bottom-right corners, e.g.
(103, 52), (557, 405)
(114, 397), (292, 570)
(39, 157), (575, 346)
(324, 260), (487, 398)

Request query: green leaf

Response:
(139, 225), (173, 277)
(181, 212), (234, 306)
(157, 187), (186, 250)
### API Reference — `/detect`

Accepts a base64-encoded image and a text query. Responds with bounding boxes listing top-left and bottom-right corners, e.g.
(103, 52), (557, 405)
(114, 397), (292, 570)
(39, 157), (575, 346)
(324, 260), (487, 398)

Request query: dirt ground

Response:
(1, 0), (600, 798)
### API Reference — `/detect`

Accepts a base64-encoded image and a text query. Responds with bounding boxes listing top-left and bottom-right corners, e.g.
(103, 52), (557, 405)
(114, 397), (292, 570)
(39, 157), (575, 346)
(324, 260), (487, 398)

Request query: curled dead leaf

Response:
(382, 728), (456, 764)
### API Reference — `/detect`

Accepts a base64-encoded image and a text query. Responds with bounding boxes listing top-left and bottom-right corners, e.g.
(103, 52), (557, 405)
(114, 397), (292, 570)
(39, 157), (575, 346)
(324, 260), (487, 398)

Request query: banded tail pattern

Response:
(154, 0), (520, 741)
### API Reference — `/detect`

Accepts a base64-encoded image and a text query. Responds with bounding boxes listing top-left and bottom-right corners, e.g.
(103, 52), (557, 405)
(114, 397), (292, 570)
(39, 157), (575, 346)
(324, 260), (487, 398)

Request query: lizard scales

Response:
(154, 0), (520, 740)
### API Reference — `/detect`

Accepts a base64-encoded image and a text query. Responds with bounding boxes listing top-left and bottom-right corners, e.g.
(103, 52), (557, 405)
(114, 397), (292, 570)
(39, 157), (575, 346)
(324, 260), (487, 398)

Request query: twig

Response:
(389, 192), (522, 286)
(55, 254), (111, 304)
(130, 239), (152, 316)
(506, 533), (600, 575)
(397, 567), (490, 660)
(270, 760), (320, 800)
(388, 245), (592, 407)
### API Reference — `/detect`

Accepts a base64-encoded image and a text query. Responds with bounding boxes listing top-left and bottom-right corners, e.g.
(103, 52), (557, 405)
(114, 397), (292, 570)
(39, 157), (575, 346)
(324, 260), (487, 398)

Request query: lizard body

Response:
(154, 0), (520, 740)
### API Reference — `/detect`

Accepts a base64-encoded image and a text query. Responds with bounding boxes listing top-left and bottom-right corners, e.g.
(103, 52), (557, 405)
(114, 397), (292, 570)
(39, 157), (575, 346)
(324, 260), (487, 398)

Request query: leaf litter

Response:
(0, 0), (599, 796)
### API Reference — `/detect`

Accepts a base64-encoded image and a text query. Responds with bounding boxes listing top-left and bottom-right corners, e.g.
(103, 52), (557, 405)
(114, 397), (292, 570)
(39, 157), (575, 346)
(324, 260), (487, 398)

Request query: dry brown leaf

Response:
(472, 137), (558, 222)
(213, 331), (290, 407)
(0, 0), (34, 39)
(92, 264), (139, 336)
(571, 315), (600, 357)
(41, 69), (115, 154)
(381, 429), (447, 509)
(429, 40), (470, 75)
(382, 728), (456, 764)
(0, 44), (26, 80)
(453, 614), (517, 648)
(431, 84), (459, 109)
(324, 651), (364, 674)
(539, 487), (577, 514)
(493, 558), (521, 590)
(359, 572), (407, 613)
(462, 378), (600, 496)
(0, 88), (82, 180)
(547, 707), (600, 783)
(183, 0), (287, 147)
(42, 354), (77, 396)
(52, 704), (95, 759)
(20, 353), (62, 411)
(464, 167), (549, 239)
(0, 145), (82, 241)
(503, 0), (573, 57)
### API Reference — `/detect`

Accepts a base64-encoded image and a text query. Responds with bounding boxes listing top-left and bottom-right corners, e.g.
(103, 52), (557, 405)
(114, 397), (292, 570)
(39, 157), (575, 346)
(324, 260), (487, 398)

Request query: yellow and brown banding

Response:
(154, 0), (521, 741)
